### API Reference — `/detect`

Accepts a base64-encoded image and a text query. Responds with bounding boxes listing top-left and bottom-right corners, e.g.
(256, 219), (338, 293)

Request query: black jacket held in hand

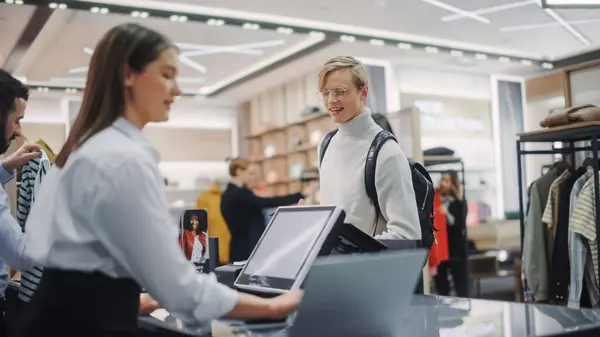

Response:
(446, 198), (468, 259)
(220, 183), (303, 262)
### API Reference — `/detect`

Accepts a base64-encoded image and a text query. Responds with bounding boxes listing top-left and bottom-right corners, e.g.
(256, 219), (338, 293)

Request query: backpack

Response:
(318, 129), (437, 249)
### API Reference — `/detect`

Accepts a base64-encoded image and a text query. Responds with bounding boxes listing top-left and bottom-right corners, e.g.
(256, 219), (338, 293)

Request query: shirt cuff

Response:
(192, 273), (239, 324)
(0, 163), (15, 184)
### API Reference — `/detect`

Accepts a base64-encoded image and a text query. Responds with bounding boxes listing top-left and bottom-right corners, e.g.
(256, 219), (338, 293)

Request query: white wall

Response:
(395, 65), (498, 219)
(22, 92), (237, 193)
(395, 66), (492, 101)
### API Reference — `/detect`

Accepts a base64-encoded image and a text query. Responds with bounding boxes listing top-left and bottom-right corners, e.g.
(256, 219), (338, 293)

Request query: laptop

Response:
(288, 249), (428, 336)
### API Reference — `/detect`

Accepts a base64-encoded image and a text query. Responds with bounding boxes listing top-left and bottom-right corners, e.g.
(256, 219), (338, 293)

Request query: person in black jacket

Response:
(221, 157), (304, 262)
(434, 171), (469, 297)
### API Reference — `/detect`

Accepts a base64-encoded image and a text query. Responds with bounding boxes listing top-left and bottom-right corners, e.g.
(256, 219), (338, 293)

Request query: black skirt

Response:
(12, 268), (141, 337)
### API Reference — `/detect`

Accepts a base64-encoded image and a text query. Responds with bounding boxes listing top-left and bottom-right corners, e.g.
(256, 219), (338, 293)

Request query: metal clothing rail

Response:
(423, 155), (466, 199)
(516, 122), (600, 291)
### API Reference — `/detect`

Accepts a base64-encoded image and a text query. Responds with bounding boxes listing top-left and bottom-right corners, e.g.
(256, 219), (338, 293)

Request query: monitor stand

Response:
(324, 222), (388, 255)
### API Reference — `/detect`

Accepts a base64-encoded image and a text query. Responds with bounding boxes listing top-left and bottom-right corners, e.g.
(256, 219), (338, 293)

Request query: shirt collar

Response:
(112, 117), (160, 163)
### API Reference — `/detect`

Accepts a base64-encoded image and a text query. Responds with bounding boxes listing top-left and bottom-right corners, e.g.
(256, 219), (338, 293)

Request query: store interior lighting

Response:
(12, 0), (553, 71)
(542, 0), (600, 8)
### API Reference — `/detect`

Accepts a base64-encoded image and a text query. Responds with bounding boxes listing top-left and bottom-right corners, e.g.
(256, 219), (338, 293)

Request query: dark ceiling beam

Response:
(2, 6), (53, 72)
(553, 49), (600, 70)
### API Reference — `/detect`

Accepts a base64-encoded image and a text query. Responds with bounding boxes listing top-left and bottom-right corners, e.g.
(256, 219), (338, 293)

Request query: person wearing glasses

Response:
(316, 56), (421, 240)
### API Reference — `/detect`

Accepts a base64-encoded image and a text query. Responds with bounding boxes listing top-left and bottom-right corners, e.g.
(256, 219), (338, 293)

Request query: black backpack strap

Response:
(365, 130), (397, 232)
(318, 129), (338, 169)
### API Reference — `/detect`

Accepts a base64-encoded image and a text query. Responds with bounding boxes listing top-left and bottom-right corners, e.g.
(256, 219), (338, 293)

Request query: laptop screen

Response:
(235, 206), (343, 293)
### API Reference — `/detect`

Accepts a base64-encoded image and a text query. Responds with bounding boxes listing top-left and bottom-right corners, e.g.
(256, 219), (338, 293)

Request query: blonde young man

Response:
(317, 56), (421, 240)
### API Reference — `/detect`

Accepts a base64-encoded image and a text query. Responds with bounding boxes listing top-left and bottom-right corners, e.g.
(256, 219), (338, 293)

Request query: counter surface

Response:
(139, 294), (600, 337)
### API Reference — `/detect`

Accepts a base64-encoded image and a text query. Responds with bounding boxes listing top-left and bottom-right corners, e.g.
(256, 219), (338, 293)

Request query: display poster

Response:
(178, 209), (210, 273)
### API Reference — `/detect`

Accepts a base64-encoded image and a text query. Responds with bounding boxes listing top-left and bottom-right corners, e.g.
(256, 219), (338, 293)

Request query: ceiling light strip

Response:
(420, 0), (490, 23)
(199, 34), (327, 96)
(442, 0), (535, 22)
(543, 8), (591, 46)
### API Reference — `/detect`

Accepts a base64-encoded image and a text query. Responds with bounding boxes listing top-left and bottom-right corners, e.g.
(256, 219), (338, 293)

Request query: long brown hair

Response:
(55, 23), (175, 168)
(443, 171), (462, 200)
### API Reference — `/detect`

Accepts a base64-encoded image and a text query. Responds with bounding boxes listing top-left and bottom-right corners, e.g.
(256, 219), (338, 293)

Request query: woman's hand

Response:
(138, 294), (160, 316)
(225, 290), (304, 321)
(266, 290), (304, 319)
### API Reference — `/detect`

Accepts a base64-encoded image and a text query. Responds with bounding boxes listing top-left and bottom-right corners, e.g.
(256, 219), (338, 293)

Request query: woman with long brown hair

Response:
(434, 171), (469, 297)
(13, 23), (301, 337)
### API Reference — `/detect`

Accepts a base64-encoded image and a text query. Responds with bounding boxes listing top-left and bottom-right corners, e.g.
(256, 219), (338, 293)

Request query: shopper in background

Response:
(221, 157), (305, 262)
(316, 56), (421, 240)
(434, 172), (469, 297)
(13, 23), (301, 337)
(0, 69), (47, 336)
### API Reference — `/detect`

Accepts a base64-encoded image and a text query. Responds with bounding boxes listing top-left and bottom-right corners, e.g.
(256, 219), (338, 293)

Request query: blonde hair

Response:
(226, 157), (250, 177)
(318, 56), (369, 89)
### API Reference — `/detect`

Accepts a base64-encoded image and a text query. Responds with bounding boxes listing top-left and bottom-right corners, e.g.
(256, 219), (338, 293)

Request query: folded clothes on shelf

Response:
(540, 104), (600, 128)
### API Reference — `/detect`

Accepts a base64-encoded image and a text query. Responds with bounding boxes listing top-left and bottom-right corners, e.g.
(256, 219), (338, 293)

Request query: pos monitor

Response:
(234, 205), (345, 295)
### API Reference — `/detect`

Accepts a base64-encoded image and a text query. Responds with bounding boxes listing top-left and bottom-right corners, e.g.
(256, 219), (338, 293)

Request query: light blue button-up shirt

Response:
(25, 118), (238, 325)
(0, 163), (32, 297)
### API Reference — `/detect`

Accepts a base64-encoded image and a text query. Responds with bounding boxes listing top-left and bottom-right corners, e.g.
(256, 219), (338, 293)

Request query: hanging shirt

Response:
(16, 152), (51, 302)
(523, 168), (558, 302)
(24, 117), (238, 326)
(569, 172), (600, 309)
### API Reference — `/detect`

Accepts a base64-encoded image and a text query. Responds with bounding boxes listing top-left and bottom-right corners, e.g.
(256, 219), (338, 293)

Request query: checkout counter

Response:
(7, 205), (600, 336)
(6, 281), (600, 337)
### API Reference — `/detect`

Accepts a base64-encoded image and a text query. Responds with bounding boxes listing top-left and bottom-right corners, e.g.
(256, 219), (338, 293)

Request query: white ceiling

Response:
(160, 0), (600, 59)
(2, 0), (599, 101)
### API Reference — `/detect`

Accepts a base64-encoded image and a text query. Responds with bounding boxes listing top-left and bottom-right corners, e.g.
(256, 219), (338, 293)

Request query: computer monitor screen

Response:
(235, 205), (344, 293)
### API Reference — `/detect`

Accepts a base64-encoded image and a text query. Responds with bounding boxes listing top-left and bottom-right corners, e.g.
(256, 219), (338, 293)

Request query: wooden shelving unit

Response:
(247, 113), (335, 196)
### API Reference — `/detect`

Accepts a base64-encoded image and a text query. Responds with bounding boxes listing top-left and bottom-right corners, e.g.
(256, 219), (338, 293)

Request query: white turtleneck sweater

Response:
(318, 110), (421, 240)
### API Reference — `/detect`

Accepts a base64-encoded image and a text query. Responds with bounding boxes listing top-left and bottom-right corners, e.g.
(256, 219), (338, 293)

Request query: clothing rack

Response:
(423, 155), (466, 199)
(516, 122), (600, 291)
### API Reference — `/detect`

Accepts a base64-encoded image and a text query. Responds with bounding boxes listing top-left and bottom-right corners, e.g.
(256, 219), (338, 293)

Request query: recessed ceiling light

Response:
(242, 23), (260, 30)
(5, 0), (14, 4)
(369, 39), (385, 46)
(309, 31), (326, 38)
(90, 6), (99, 13)
(542, 62), (554, 69)
(425, 46), (439, 53)
(498, 56), (511, 63)
(397, 43), (412, 50)
(207, 18), (225, 26)
(340, 35), (356, 42)
(49, 2), (58, 8)
(276, 27), (294, 34)
(450, 50), (463, 57)
(58, 3), (66, 9)
(521, 60), (533, 66)
(475, 53), (488, 60)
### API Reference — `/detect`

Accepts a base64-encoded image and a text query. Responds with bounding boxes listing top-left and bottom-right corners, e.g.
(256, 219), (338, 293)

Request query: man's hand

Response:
(138, 294), (160, 316)
(2, 143), (42, 171)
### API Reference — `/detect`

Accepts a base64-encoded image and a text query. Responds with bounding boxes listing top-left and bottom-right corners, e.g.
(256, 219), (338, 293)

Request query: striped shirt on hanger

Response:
(570, 176), (600, 296)
(16, 152), (51, 302)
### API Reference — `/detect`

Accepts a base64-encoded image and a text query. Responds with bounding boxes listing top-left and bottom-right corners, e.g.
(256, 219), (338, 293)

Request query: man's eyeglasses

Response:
(318, 87), (350, 102)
